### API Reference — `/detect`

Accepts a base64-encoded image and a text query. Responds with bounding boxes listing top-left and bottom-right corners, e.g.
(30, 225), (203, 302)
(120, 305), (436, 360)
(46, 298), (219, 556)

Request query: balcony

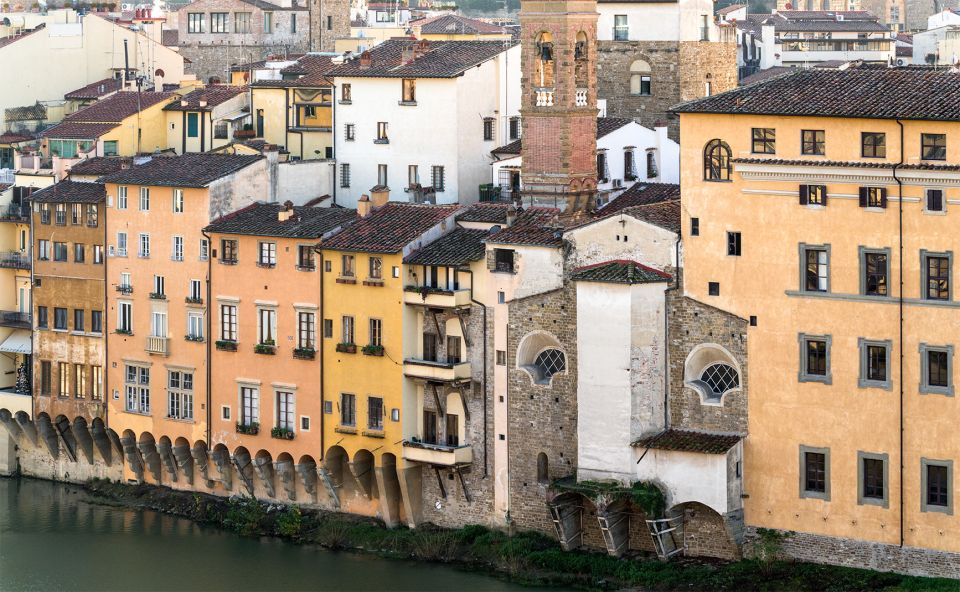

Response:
(0, 311), (30, 329)
(575, 88), (587, 107)
(145, 336), (169, 356)
(0, 252), (29, 270)
(0, 204), (29, 223)
(478, 184), (517, 203)
(535, 88), (555, 107)
(403, 286), (472, 309)
(402, 440), (473, 467)
(116, 284), (133, 294)
(403, 358), (471, 383)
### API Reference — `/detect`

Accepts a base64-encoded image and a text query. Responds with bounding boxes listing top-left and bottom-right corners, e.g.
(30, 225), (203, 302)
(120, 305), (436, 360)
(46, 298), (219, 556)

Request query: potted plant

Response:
(293, 346), (316, 360)
(271, 426), (295, 440)
(362, 344), (384, 356)
(115, 328), (132, 335)
(254, 339), (276, 355)
(336, 342), (357, 353)
(216, 340), (237, 351)
(185, 334), (204, 342)
(236, 421), (259, 435)
(185, 296), (203, 304)
(149, 292), (166, 300)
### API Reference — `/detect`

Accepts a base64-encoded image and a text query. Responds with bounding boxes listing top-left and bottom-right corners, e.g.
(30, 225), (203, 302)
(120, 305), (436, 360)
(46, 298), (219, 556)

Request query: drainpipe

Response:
(464, 268), (488, 477)
(314, 245), (325, 462)
(893, 119), (904, 548)
(101, 201), (108, 428)
(202, 230), (213, 448)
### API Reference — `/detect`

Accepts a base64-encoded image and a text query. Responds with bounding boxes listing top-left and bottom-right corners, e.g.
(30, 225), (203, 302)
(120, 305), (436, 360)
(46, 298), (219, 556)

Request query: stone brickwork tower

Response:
(309, 0), (351, 52)
(519, 0), (599, 212)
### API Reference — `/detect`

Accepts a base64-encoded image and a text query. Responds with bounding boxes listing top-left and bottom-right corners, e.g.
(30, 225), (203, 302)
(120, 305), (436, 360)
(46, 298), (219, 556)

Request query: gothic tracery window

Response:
(703, 139), (732, 181)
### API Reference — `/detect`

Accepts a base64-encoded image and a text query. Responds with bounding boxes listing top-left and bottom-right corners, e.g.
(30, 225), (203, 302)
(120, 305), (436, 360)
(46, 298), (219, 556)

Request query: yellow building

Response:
(319, 195), (459, 526)
(100, 153), (267, 485)
(250, 55), (336, 160)
(163, 86), (250, 154)
(0, 179), (32, 417)
(676, 66), (960, 567)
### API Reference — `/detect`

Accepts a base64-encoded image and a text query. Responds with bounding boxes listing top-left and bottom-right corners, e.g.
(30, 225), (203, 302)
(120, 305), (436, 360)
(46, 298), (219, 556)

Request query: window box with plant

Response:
(293, 347), (316, 360)
(185, 334), (204, 343)
(185, 296), (203, 305)
(236, 421), (259, 435)
(362, 344), (384, 356)
(149, 292), (166, 300)
(115, 328), (132, 335)
(336, 342), (357, 353)
(216, 339), (238, 351)
(404, 284), (453, 296)
(254, 339), (276, 355)
(271, 426), (295, 440)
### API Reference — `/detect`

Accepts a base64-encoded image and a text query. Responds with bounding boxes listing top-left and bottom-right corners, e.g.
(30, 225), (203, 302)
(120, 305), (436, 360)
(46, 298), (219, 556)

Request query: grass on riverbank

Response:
(84, 479), (959, 592)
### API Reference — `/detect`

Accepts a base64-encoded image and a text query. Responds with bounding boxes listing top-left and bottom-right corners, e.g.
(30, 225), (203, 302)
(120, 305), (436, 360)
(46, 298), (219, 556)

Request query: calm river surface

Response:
(0, 478), (561, 591)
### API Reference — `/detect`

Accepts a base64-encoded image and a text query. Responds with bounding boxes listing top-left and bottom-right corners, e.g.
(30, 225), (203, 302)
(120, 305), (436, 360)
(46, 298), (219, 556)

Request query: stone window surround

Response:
(923, 188), (947, 215)
(798, 242), (831, 293)
(799, 444), (831, 501)
(858, 246), (892, 297)
(857, 450), (890, 508)
(798, 333), (831, 385)
(858, 338), (893, 391)
(920, 249), (952, 302)
(919, 343), (954, 397)
(921, 457), (953, 515)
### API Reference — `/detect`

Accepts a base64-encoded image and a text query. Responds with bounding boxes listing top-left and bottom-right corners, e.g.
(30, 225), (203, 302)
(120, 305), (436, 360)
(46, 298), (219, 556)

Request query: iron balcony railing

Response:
(0, 251), (30, 270)
(0, 203), (30, 222)
(0, 310), (31, 329)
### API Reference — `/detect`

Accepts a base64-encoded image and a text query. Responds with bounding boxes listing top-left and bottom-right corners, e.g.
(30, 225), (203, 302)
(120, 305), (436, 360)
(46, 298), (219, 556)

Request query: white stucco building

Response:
(597, 0), (725, 42)
(330, 39), (520, 207)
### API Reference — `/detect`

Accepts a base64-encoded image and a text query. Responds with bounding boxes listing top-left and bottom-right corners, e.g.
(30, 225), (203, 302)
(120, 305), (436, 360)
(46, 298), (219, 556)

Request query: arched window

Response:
(518, 331), (566, 385)
(646, 149), (658, 179)
(630, 60), (651, 96)
(535, 349), (566, 383)
(684, 343), (742, 405)
(575, 31), (587, 60)
(703, 139), (732, 181)
(537, 452), (549, 484)
(699, 363), (739, 398)
(535, 32), (555, 88)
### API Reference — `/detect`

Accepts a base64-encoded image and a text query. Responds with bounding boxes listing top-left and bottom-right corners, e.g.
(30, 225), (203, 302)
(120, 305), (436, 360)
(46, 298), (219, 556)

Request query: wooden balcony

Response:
(403, 287), (471, 309)
(402, 440), (473, 467)
(145, 336), (169, 356)
(403, 358), (471, 383)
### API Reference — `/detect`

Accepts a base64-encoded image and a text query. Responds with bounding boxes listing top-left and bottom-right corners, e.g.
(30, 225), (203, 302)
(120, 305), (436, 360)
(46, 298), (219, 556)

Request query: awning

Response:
(0, 330), (31, 354)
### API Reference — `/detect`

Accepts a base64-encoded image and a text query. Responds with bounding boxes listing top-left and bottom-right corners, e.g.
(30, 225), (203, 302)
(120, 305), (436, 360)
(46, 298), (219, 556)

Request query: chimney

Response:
(359, 51), (372, 69)
(414, 39), (430, 59)
(370, 186), (389, 208)
(505, 205), (516, 227)
(180, 99), (188, 107)
(278, 200), (295, 222)
(199, 98), (208, 107)
(401, 43), (415, 64)
(357, 195), (372, 218)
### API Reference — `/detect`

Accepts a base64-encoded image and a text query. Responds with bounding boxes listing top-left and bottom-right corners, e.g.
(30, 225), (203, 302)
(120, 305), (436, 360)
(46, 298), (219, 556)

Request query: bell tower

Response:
(519, 0), (599, 212)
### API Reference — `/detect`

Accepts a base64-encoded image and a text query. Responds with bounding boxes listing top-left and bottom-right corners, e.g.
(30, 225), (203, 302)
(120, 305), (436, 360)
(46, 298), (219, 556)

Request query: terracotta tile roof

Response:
(39, 122), (119, 139)
(205, 202), (356, 238)
(239, 0), (303, 10)
(164, 86), (246, 111)
(404, 227), (489, 265)
(5, 103), (46, 122)
(0, 132), (36, 144)
(413, 14), (507, 35)
(732, 157), (960, 171)
(717, 3), (745, 15)
(321, 202), (460, 253)
(484, 207), (563, 247)
(0, 24), (44, 50)
(674, 66), (960, 122)
(599, 182), (680, 216)
(571, 259), (670, 285)
(30, 180), (106, 204)
(67, 157), (134, 177)
(64, 78), (122, 100)
(100, 153), (264, 188)
(329, 39), (516, 79)
(456, 202), (511, 223)
(738, 66), (793, 87)
(161, 29), (179, 46)
(621, 200), (682, 234)
(632, 429), (741, 454)
(491, 118), (632, 155)
(63, 91), (173, 123)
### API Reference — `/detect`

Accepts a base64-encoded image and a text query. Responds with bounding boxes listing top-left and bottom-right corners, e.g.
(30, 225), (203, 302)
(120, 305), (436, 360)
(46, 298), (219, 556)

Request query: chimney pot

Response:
(370, 186), (389, 208)
(357, 195), (372, 218)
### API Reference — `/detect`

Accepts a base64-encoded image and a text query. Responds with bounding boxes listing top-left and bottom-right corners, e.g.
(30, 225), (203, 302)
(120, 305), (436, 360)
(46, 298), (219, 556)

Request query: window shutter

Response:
(858, 187), (868, 208)
(879, 187), (888, 209)
(929, 189), (943, 211)
(799, 184), (809, 205)
(820, 185), (828, 206)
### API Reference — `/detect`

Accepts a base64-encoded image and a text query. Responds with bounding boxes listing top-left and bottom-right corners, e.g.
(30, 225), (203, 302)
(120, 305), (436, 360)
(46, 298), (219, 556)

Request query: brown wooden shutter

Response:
(879, 187), (888, 209)
(820, 185), (828, 206)
(799, 184), (809, 205)
(859, 187), (868, 208)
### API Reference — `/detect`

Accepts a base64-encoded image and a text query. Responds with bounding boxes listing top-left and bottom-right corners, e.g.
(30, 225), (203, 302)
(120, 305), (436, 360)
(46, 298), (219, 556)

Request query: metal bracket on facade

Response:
(646, 514), (685, 560)
(431, 310), (442, 335)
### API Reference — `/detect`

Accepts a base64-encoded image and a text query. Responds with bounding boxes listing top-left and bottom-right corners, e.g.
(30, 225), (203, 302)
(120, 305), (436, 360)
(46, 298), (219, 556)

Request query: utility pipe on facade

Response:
(313, 245), (325, 462)
(893, 119), (905, 548)
(202, 230), (213, 448)
(464, 269), (488, 478)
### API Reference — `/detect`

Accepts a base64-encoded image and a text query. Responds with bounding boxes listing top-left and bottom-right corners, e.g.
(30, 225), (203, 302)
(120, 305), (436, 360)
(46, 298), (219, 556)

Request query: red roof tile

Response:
(632, 429), (741, 454)
(64, 91), (173, 123)
(164, 86), (246, 111)
(40, 122), (120, 140)
(484, 207), (562, 247)
(64, 78), (122, 100)
(321, 202), (460, 253)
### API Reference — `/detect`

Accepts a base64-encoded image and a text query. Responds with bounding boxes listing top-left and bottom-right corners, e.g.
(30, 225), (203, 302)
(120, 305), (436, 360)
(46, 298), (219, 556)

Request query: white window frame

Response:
(118, 186), (128, 210)
(173, 188), (184, 213)
(138, 233), (150, 258)
(139, 187), (150, 211)
(172, 236), (184, 261)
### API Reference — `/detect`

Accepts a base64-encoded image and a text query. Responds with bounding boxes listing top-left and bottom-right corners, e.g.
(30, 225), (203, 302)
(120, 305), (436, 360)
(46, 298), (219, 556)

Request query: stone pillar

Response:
(91, 422), (113, 465)
(277, 460), (296, 501)
(15, 412), (37, 446)
(375, 464), (402, 528)
(73, 421), (95, 464)
(253, 456), (276, 498)
(396, 463), (423, 528)
(157, 440), (179, 482)
(0, 419), (18, 476)
(36, 415), (60, 459)
(173, 442), (194, 485)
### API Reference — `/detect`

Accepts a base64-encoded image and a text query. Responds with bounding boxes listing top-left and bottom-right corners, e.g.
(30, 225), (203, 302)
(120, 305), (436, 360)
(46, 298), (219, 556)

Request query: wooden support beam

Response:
(434, 467), (447, 499)
(457, 313), (470, 347)
(456, 467), (471, 503)
(431, 383), (444, 416)
(457, 385), (470, 421)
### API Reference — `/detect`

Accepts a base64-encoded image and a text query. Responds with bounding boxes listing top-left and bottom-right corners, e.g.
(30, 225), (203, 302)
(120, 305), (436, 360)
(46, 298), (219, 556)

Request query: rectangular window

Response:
(341, 316), (354, 344)
(861, 132), (886, 158)
(168, 371), (194, 421)
(53, 242), (67, 262)
(124, 365), (150, 414)
(922, 133), (946, 161)
(234, 11), (251, 33)
(926, 189), (945, 213)
(861, 248), (890, 296)
(323, 319), (333, 339)
(378, 164), (388, 187)
(40, 203), (50, 224)
(298, 312), (316, 349)
(38, 239), (50, 260)
(859, 339), (891, 390)
(92, 366), (103, 400)
(345, 123), (355, 141)
(59, 362), (70, 397)
(801, 130), (825, 156)
(483, 118), (494, 142)
(327, 15), (332, 29)
(86, 204), (99, 227)
(340, 163), (351, 188)
(172, 189), (184, 213)
(102, 140), (118, 157)
(211, 12), (228, 33)
(153, 275), (165, 297)
(751, 128), (775, 154)
(376, 122), (389, 142)
(799, 334), (830, 383)
(858, 452), (888, 507)
(40, 361), (51, 395)
(408, 165), (419, 188)
(369, 318), (382, 347)
(922, 460), (953, 514)
(263, 11), (272, 32)
(221, 304), (237, 341)
(422, 332), (437, 362)
(200, 239), (209, 261)
(38, 306), (48, 329)
(187, 311), (204, 340)
(189, 279), (202, 302)
(277, 391), (294, 431)
(139, 187), (150, 211)
(859, 186), (887, 209)
(240, 386), (259, 425)
(258, 308), (276, 344)
(368, 396), (383, 430)
(923, 251), (951, 301)
(221, 239), (238, 263)
(496, 350), (506, 365)
(150, 311), (168, 338)
(117, 232), (127, 257)
(402, 78), (416, 103)
(341, 84), (351, 102)
(55, 203), (66, 225)
(431, 165), (445, 192)
(74, 365), (87, 398)
(690, 218), (699, 237)
(921, 344), (953, 396)
(258, 241), (277, 267)
(93, 245), (104, 264)
(509, 116), (520, 141)
(74, 243), (85, 263)
(423, 410), (438, 444)
(613, 14), (628, 40)
(54, 307), (68, 331)
(296, 245), (315, 270)
(340, 393), (356, 426)
(494, 248), (514, 273)
(726, 231), (741, 256)
(91, 310), (102, 334)
(74, 309), (84, 332)
(186, 112), (199, 138)
(138, 233), (150, 258)
(368, 256), (382, 279)
(799, 184), (827, 206)
(169, 236), (183, 262)
(801, 244), (829, 293)
(71, 203), (82, 225)
(446, 335), (461, 364)
(801, 448), (829, 499)
(291, 13), (296, 33)
(117, 186), (128, 210)
(187, 12), (205, 32)
(118, 302), (132, 333)
(341, 254), (355, 277)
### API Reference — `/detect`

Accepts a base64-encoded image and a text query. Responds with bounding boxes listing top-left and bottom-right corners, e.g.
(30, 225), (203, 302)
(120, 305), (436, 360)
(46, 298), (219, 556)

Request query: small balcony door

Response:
(422, 333), (437, 362)
(445, 413), (459, 447)
(423, 410), (438, 444)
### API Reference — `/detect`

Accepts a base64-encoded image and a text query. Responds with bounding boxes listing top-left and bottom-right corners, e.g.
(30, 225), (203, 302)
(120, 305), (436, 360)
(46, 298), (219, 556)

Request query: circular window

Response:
(699, 363), (739, 397)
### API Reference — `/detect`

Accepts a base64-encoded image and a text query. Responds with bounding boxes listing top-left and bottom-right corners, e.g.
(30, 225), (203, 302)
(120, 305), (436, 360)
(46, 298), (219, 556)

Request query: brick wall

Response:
(309, 0), (351, 52)
(180, 44), (309, 83)
(677, 41), (738, 104)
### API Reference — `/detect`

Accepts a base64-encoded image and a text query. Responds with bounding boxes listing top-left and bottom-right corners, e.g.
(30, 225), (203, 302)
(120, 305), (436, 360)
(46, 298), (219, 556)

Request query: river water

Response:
(0, 478), (558, 591)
